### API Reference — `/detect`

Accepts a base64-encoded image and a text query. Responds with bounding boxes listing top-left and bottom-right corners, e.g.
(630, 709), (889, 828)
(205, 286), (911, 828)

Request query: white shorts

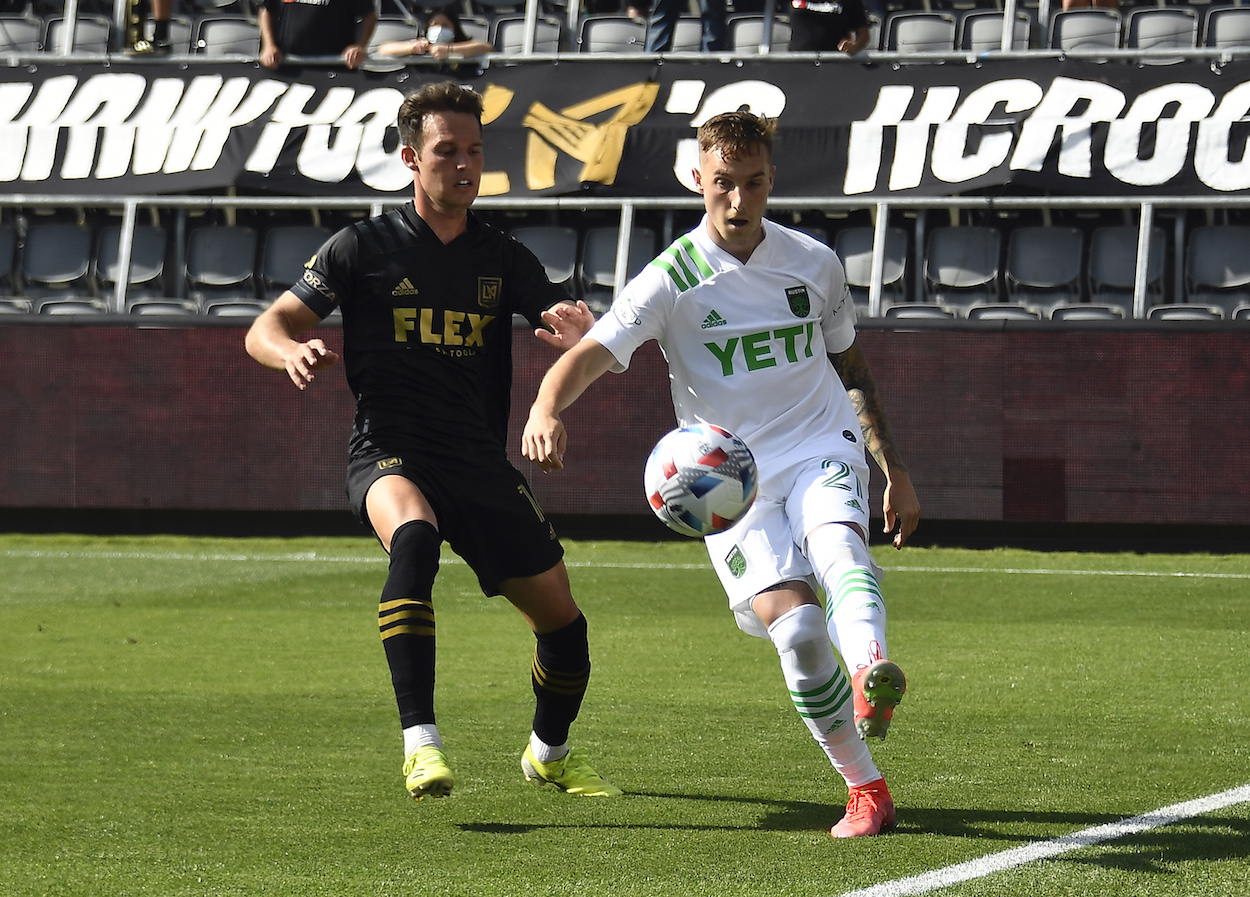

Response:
(704, 456), (872, 639)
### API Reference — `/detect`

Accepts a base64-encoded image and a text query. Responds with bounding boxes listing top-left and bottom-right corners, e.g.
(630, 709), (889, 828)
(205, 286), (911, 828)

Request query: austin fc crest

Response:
(478, 277), (502, 309)
(785, 285), (810, 317)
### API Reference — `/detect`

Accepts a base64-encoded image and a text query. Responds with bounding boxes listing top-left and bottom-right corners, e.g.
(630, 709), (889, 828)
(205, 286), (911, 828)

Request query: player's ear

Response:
(692, 166), (704, 194)
(401, 144), (420, 172)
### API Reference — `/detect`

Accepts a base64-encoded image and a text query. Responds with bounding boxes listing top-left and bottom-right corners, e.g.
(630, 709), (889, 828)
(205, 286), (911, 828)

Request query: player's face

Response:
(694, 144), (774, 262)
(406, 110), (483, 213)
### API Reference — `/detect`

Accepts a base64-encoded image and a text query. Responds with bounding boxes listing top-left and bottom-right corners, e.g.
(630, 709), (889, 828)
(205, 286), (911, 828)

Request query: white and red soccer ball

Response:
(643, 423), (758, 538)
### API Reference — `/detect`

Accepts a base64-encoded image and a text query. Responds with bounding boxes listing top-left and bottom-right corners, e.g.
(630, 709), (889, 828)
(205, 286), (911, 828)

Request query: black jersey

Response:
(261, 0), (374, 56)
(291, 204), (570, 464)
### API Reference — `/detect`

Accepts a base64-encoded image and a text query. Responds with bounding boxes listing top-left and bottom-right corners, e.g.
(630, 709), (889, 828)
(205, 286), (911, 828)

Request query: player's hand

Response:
(882, 470), (920, 549)
(535, 300), (595, 352)
(521, 409), (567, 473)
(284, 339), (340, 390)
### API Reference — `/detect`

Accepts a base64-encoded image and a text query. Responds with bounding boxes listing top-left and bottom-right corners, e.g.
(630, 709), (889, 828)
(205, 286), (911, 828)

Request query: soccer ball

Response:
(643, 423), (758, 538)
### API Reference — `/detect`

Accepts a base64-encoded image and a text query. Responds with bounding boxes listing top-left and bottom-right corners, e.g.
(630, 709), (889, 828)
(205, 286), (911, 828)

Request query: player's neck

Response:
(413, 194), (469, 244)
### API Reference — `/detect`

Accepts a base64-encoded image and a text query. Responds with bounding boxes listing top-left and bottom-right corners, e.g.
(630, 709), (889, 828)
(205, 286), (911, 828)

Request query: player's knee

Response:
(806, 521), (873, 572)
(767, 603), (828, 668)
(383, 519), (441, 598)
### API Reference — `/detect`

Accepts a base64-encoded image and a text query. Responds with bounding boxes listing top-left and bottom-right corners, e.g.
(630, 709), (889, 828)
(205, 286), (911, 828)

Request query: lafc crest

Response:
(478, 277), (502, 309)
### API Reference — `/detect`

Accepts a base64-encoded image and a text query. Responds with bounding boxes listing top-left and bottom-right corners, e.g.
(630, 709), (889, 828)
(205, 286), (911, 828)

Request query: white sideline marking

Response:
(833, 784), (1250, 897)
(2, 550), (1250, 579)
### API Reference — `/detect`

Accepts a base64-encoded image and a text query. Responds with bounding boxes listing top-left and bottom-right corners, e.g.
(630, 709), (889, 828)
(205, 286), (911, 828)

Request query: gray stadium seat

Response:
(193, 17), (260, 56)
(1125, 7), (1198, 64)
(0, 15), (44, 52)
(967, 304), (1041, 320)
(923, 225), (1001, 313)
(729, 16), (791, 52)
(186, 226), (258, 304)
(1087, 225), (1166, 316)
(368, 17), (419, 54)
(883, 303), (955, 320)
(492, 15), (563, 53)
(1147, 303), (1223, 321)
(885, 12), (956, 53)
(260, 225), (332, 300)
(94, 225), (168, 300)
(43, 15), (112, 53)
(1049, 9), (1121, 54)
(22, 223), (93, 299)
(958, 11), (1031, 52)
(579, 225), (656, 313)
(1050, 304), (1126, 322)
(1205, 6), (1250, 50)
(1185, 225), (1250, 315)
(835, 226), (908, 313)
(1005, 226), (1084, 313)
(578, 16), (646, 53)
(511, 225), (579, 289)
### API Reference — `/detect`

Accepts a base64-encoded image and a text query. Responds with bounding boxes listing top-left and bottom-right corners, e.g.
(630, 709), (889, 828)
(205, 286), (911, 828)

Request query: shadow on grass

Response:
(459, 793), (1250, 870)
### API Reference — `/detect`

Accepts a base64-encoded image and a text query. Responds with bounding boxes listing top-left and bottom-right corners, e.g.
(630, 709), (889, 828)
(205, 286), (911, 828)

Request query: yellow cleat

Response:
(521, 745), (622, 797)
(403, 745), (454, 800)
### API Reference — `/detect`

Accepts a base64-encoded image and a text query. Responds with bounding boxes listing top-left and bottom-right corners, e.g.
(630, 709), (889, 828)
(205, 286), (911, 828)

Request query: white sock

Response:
(768, 604), (880, 787)
(529, 731), (568, 763)
(806, 524), (888, 669)
(403, 723), (442, 756)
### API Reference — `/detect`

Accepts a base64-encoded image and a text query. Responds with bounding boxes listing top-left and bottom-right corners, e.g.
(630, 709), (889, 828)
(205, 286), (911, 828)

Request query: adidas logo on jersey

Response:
(701, 310), (728, 329)
(391, 278), (420, 296)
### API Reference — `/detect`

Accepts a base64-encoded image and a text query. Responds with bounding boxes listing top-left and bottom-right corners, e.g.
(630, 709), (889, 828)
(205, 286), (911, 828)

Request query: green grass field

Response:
(2, 534), (1247, 897)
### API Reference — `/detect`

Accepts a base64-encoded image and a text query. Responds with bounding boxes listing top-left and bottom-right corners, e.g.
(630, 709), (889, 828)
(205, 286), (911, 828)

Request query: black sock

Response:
(378, 520), (441, 729)
(531, 613), (590, 747)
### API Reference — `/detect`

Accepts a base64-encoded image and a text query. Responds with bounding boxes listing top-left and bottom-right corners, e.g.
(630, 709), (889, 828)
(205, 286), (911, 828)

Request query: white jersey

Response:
(589, 216), (866, 499)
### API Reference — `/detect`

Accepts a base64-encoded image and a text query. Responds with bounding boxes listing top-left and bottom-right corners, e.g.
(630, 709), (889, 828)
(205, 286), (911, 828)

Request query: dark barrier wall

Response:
(1, 324), (1247, 525)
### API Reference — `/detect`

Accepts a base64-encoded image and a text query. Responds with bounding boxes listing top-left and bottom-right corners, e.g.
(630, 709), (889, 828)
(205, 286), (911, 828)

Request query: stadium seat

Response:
(1205, 6), (1250, 50)
(21, 223), (93, 299)
(0, 15), (44, 52)
(1184, 225), (1250, 315)
(885, 12), (957, 54)
(1125, 7), (1198, 64)
(656, 16), (704, 52)
(94, 225), (168, 300)
(1050, 303), (1126, 321)
(578, 15), (646, 53)
(193, 17), (260, 56)
(1004, 226), (1084, 313)
(1049, 9), (1121, 54)
(492, 15), (563, 53)
(923, 225), (1001, 313)
(203, 298), (269, 318)
(882, 303), (955, 320)
(0, 222), (16, 296)
(368, 16), (419, 54)
(835, 226), (908, 312)
(186, 226), (258, 305)
(43, 15), (112, 53)
(126, 297), (197, 315)
(511, 225), (579, 289)
(1233, 305), (1250, 321)
(0, 298), (32, 314)
(1147, 303), (1223, 321)
(34, 296), (108, 314)
(259, 225), (332, 300)
(579, 225), (656, 313)
(1087, 224), (1166, 316)
(958, 11), (1031, 52)
(729, 16), (791, 52)
(966, 304), (1041, 320)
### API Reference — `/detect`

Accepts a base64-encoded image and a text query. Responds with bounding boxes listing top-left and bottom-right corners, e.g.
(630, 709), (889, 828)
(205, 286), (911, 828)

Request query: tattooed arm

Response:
(830, 341), (921, 548)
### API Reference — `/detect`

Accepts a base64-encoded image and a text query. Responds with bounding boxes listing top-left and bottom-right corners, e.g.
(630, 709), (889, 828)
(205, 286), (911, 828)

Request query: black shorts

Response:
(345, 448), (564, 596)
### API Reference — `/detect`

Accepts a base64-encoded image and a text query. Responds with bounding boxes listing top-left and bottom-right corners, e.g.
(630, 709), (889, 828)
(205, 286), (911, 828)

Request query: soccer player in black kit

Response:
(245, 81), (620, 800)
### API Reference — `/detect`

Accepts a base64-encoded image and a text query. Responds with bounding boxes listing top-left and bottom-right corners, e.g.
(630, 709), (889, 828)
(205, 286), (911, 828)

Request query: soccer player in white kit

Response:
(522, 110), (920, 838)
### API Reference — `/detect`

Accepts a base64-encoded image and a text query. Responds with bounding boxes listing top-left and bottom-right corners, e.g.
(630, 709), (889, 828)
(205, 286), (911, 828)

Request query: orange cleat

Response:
(831, 778), (896, 838)
(852, 659), (907, 741)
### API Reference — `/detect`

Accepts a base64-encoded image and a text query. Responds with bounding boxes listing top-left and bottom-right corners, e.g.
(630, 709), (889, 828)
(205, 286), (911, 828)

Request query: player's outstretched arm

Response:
(534, 299), (595, 352)
(522, 338), (617, 473)
(830, 341), (920, 548)
(245, 291), (340, 391)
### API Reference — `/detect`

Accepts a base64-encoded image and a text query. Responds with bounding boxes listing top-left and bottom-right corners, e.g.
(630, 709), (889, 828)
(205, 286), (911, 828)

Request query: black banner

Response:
(3, 58), (1250, 197)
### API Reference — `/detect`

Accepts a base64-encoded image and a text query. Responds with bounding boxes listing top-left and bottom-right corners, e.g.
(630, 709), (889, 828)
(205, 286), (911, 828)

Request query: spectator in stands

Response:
(375, 7), (491, 60)
(244, 81), (618, 805)
(259, 0), (378, 69)
(128, 0), (173, 55)
(645, 0), (727, 51)
(788, 0), (872, 54)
